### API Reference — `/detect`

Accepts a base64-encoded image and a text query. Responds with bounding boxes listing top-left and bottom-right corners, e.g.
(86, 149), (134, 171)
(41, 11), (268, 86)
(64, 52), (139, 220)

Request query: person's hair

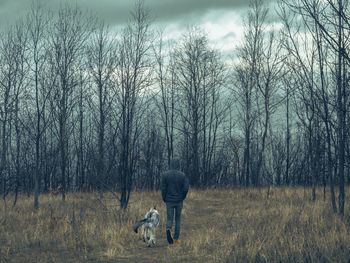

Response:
(169, 159), (180, 170)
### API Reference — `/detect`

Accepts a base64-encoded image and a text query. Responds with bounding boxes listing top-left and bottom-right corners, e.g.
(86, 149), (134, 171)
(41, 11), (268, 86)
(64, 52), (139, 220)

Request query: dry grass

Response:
(0, 187), (350, 262)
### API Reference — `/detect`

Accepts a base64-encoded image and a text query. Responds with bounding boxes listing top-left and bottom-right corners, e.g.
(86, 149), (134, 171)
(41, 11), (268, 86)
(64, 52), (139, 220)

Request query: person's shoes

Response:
(174, 239), (180, 245)
(166, 229), (174, 244)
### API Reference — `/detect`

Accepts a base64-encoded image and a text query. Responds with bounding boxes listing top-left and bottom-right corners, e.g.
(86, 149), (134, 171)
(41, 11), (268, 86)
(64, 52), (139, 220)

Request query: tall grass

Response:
(0, 187), (349, 262)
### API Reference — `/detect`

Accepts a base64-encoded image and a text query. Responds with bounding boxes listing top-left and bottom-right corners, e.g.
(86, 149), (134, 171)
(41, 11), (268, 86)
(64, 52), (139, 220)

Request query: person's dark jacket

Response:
(161, 160), (189, 203)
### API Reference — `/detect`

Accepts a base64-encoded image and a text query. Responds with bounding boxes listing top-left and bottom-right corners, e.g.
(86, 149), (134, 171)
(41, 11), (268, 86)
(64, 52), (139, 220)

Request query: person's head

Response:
(169, 159), (180, 170)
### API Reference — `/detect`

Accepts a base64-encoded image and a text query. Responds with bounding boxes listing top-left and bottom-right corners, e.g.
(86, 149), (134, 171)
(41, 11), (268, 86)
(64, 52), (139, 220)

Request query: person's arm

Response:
(161, 174), (167, 202)
(182, 176), (189, 200)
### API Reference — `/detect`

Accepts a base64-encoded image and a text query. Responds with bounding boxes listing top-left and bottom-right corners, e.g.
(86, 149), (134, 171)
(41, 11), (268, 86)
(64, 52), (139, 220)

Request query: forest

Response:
(0, 0), (349, 218)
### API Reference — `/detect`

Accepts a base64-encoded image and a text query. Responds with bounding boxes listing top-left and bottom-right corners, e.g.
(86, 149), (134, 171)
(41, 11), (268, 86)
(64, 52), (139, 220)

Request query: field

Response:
(0, 187), (350, 263)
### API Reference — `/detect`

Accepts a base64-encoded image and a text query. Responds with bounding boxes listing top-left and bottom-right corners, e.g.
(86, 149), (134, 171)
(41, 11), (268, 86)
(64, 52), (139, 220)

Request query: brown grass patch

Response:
(0, 187), (350, 262)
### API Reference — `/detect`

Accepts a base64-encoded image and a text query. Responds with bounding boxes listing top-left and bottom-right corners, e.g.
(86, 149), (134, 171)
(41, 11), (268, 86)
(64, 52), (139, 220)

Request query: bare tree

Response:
(234, 0), (267, 186)
(26, 1), (51, 209)
(48, 4), (90, 201)
(172, 28), (227, 186)
(280, 0), (348, 214)
(115, 0), (154, 209)
(87, 22), (116, 195)
(0, 24), (28, 207)
(254, 30), (284, 186)
(153, 33), (176, 166)
(10, 22), (28, 207)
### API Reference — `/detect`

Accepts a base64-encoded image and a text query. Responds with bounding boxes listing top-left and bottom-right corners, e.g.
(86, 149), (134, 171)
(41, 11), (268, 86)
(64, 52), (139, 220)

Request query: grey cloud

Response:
(0, 0), (31, 28)
(223, 32), (236, 40)
(0, 0), (277, 29)
(147, 0), (258, 22)
(67, 0), (269, 24)
(81, 0), (278, 26)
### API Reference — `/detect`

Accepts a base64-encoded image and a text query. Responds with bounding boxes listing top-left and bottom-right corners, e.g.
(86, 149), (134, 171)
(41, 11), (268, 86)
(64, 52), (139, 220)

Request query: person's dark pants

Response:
(166, 201), (183, 240)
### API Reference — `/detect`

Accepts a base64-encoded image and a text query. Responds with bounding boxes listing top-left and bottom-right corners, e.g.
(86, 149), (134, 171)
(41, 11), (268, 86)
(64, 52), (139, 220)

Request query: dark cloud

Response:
(223, 32), (236, 40)
(0, 0), (31, 28)
(146, 0), (259, 22)
(0, 0), (277, 28)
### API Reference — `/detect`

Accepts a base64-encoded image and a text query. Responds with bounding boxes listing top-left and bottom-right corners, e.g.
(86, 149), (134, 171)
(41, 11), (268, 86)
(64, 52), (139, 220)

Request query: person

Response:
(161, 159), (189, 245)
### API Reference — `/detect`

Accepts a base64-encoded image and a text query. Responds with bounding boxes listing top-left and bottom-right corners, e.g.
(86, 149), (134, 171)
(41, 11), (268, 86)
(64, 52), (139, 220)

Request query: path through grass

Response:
(1, 188), (350, 262)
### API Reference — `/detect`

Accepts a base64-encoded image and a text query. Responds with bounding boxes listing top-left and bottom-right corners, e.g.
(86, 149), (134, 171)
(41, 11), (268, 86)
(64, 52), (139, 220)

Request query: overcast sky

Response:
(0, 0), (278, 56)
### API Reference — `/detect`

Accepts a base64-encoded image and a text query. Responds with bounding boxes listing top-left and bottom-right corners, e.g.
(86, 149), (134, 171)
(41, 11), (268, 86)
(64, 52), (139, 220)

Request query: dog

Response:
(133, 207), (160, 247)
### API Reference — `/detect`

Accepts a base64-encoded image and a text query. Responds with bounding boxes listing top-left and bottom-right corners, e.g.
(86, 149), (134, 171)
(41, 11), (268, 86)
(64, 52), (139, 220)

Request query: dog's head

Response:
(148, 206), (157, 214)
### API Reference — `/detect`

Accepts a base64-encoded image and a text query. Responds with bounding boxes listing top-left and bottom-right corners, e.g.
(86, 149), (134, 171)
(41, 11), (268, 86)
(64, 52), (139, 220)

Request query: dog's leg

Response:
(143, 227), (149, 243)
(146, 227), (156, 247)
(140, 226), (146, 242)
(148, 228), (156, 247)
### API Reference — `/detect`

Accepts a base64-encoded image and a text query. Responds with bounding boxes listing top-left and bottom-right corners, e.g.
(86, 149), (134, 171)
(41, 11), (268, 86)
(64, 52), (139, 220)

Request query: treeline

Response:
(0, 0), (349, 213)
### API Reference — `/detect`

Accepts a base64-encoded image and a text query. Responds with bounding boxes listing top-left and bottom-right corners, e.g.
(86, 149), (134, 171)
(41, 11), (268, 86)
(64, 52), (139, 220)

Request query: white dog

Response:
(133, 207), (160, 247)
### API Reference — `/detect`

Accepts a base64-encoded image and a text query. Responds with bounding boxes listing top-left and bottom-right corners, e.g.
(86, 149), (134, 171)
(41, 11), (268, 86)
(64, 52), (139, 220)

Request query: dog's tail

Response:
(132, 218), (147, 233)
